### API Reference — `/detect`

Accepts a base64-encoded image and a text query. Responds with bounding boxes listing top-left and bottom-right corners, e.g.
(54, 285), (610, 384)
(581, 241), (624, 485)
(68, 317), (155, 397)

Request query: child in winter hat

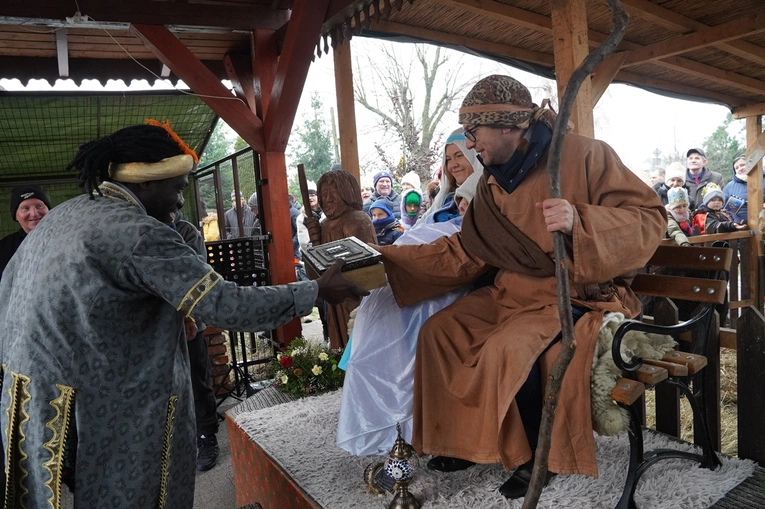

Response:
(400, 189), (423, 230)
(401, 171), (422, 192)
(692, 183), (747, 234)
(369, 200), (404, 246)
(665, 187), (692, 246)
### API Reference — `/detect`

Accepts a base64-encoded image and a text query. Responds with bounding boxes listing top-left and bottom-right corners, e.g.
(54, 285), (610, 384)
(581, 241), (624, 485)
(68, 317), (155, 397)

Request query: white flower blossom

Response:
(318, 352), (329, 361)
(281, 375), (289, 384)
(312, 365), (323, 376)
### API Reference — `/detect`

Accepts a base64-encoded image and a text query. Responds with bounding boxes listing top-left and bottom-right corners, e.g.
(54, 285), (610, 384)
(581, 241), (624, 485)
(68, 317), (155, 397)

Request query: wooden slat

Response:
(611, 378), (645, 406)
(627, 365), (668, 385)
(647, 245), (732, 271)
(642, 358), (688, 377)
(55, 28), (68, 78)
(662, 351), (707, 375)
(631, 274), (727, 304)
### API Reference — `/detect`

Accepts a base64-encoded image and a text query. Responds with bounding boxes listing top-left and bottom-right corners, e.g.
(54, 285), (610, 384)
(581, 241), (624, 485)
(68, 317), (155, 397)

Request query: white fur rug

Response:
(233, 390), (755, 509)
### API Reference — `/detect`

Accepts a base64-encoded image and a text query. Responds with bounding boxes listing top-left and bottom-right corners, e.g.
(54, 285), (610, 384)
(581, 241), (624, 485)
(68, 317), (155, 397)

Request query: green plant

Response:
(270, 338), (344, 398)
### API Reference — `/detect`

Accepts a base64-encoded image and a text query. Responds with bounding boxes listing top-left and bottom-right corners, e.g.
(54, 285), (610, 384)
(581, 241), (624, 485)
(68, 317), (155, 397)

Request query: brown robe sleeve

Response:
(379, 232), (488, 308)
(565, 138), (667, 285)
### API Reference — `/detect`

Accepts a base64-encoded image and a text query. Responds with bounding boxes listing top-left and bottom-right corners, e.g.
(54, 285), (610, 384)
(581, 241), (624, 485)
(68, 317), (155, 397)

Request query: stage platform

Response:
(227, 388), (757, 509)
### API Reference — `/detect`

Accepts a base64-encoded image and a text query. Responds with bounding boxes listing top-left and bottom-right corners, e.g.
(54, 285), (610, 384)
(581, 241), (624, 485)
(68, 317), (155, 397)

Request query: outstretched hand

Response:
(316, 259), (370, 305)
(536, 198), (575, 235)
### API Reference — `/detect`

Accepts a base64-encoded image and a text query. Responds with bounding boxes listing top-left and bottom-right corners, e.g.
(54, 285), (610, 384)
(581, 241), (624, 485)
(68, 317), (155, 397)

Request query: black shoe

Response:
(498, 460), (556, 499)
(426, 456), (476, 472)
(197, 434), (219, 472)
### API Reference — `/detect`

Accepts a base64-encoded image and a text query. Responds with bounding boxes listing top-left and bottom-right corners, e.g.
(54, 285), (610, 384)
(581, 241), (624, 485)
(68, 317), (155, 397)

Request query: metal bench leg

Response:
(614, 403), (644, 509)
(668, 378), (721, 470)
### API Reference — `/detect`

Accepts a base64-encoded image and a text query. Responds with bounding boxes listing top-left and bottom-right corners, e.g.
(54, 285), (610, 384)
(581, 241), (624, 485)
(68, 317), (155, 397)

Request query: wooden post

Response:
(333, 40), (361, 182)
(745, 115), (763, 311)
(737, 305), (765, 464)
(260, 151), (302, 344)
(550, 0), (595, 138)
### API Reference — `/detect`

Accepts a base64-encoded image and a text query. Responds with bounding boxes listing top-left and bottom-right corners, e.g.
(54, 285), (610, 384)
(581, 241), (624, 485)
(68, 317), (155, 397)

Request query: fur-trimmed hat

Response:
(666, 187), (689, 209)
(664, 162), (686, 186)
(10, 185), (51, 221)
(701, 183), (724, 206)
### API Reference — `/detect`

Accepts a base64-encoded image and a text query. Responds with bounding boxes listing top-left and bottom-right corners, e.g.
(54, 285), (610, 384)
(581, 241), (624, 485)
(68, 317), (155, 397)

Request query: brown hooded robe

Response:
(378, 133), (667, 477)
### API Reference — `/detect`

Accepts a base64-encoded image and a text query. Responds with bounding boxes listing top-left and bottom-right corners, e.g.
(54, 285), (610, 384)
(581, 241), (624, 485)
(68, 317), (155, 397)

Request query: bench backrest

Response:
(631, 245), (732, 305)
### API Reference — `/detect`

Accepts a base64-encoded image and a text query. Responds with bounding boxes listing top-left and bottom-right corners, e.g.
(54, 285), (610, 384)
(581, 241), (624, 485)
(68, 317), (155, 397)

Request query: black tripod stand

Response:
(215, 330), (274, 410)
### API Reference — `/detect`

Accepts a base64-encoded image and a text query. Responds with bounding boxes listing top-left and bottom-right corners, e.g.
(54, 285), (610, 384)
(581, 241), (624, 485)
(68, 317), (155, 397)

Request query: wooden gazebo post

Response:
(131, 0), (333, 346)
(333, 40), (361, 183)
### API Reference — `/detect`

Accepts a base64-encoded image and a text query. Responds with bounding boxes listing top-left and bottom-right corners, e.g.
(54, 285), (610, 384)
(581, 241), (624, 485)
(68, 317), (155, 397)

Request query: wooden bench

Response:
(608, 244), (732, 509)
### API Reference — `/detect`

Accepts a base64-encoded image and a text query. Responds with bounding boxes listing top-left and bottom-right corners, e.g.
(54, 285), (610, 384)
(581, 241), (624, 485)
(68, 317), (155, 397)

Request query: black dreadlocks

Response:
(67, 124), (186, 199)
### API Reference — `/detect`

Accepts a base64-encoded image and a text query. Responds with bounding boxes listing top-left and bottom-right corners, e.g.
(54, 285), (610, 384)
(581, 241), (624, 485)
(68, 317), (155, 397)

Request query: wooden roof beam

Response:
(624, 12), (765, 67)
(223, 52), (257, 114)
(615, 69), (745, 108)
(621, 0), (765, 67)
(591, 52), (629, 108)
(264, 0), (331, 151)
(372, 20), (554, 67)
(437, 0), (765, 100)
(1, 1), (290, 31)
(55, 27), (68, 78)
(129, 24), (265, 153)
(733, 103), (765, 119)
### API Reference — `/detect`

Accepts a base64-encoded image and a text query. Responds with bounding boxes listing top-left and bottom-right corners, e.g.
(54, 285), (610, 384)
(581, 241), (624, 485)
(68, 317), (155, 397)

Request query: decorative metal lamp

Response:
(363, 423), (421, 509)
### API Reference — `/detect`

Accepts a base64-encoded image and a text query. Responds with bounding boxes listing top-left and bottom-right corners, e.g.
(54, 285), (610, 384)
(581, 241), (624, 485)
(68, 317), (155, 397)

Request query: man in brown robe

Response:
(377, 75), (667, 498)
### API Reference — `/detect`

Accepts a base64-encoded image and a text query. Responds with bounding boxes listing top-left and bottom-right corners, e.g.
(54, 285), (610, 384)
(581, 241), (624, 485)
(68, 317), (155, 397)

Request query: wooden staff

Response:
(522, 1), (629, 508)
(297, 164), (321, 246)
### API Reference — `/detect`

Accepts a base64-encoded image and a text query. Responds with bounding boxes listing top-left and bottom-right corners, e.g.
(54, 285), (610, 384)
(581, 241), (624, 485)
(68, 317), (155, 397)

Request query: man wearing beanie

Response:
(685, 148), (725, 207)
(363, 170), (402, 219)
(375, 75), (666, 498)
(0, 184), (52, 280)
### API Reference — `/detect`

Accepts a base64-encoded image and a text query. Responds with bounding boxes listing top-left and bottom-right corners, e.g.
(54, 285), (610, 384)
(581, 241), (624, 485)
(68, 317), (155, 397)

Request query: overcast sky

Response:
(0, 37), (741, 181)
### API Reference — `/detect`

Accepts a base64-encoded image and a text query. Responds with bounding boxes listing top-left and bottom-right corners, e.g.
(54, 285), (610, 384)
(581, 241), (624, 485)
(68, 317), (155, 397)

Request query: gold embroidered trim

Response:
(95, 182), (140, 207)
(4, 372), (32, 509)
(42, 384), (75, 509)
(158, 395), (178, 509)
(177, 269), (221, 317)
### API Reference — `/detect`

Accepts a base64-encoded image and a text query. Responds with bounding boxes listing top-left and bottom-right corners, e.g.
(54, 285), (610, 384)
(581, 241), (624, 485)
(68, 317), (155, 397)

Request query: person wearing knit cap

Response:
(665, 187), (693, 246)
(373, 74), (667, 498)
(692, 183), (747, 235)
(0, 121), (366, 509)
(401, 171), (422, 192)
(363, 170), (402, 219)
(0, 184), (52, 280)
(369, 199), (404, 246)
(685, 147), (725, 208)
(400, 188), (423, 230)
(652, 161), (695, 209)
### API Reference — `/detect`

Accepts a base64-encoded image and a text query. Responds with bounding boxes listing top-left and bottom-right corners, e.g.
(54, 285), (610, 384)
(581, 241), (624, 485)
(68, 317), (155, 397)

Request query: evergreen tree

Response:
(703, 113), (743, 180)
(289, 92), (334, 183)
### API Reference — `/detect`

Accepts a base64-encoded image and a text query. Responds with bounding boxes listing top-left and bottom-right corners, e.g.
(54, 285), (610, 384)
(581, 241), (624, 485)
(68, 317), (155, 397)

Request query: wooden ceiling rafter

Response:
(129, 23), (266, 153)
(621, 0), (765, 67)
(429, 0), (765, 104)
(264, 0), (332, 151)
(623, 12), (765, 67)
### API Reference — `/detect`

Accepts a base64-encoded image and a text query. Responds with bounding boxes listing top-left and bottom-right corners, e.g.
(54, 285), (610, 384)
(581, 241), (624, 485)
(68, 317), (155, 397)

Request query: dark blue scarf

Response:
(479, 122), (552, 194)
(372, 215), (396, 230)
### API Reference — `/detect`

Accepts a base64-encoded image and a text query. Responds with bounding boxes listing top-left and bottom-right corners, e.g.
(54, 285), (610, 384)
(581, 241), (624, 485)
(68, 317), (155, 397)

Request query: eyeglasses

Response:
(463, 125), (481, 142)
